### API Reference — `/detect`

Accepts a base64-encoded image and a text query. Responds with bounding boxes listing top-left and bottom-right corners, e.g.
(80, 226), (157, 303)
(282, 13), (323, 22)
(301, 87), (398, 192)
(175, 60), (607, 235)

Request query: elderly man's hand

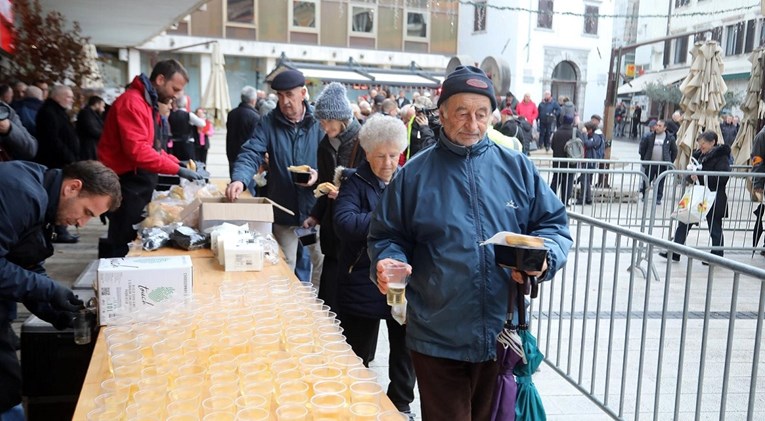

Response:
(296, 168), (318, 188)
(376, 258), (412, 294)
(226, 181), (244, 202)
(510, 259), (548, 284)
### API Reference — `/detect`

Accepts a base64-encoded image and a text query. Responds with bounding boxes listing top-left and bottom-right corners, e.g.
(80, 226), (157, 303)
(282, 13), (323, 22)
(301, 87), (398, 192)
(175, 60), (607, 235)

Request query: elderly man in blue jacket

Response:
(369, 66), (572, 421)
(226, 70), (325, 283)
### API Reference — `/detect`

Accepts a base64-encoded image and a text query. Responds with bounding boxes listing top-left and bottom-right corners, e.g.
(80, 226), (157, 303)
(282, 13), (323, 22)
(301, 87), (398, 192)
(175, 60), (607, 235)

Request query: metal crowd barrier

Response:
(532, 157), (765, 257)
(648, 170), (765, 256)
(535, 212), (765, 420)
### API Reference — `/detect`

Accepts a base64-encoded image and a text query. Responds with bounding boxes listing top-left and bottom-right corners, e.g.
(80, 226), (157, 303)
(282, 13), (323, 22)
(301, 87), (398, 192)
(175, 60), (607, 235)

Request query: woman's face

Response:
(319, 119), (344, 138)
(697, 138), (715, 154)
(366, 143), (401, 183)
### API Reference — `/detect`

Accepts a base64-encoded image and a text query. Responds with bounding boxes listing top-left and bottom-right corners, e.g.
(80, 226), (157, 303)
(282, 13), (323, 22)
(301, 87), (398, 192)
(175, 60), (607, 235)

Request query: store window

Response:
(292, 1), (317, 29)
(725, 22), (744, 56)
(538, 0), (553, 29)
(474, 0), (486, 32)
(583, 5), (598, 35)
(406, 11), (428, 39)
(350, 5), (375, 34)
(674, 0), (690, 7)
(673, 36), (688, 64)
(227, 0), (255, 25)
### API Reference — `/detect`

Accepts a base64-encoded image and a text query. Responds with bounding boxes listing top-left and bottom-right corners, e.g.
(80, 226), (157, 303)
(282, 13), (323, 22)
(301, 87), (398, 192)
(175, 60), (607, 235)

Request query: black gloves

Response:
(24, 300), (76, 330)
(51, 286), (84, 312)
(178, 167), (204, 181)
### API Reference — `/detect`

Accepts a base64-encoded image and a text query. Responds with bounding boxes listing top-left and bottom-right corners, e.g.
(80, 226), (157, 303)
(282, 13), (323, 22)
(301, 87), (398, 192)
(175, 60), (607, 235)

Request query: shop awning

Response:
(617, 67), (690, 95)
(266, 58), (442, 89)
(721, 58), (751, 81)
(38, 0), (207, 47)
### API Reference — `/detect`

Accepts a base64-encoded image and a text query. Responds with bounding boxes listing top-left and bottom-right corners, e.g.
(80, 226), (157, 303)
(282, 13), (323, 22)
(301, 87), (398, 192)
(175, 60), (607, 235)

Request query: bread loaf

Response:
(504, 233), (544, 248)
(288, 165), (312, 173)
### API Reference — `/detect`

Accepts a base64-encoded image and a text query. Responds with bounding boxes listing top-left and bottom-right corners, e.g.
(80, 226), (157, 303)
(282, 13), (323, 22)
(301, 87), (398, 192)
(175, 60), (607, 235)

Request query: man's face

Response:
(36, 83), (49, 99)
(439, 93), (491, 147)
(57, 180), (112, 227)
(53, 88), (74, 110)
(523, 94), (531, 102)
(544, 92), (551, 101)
(654, 122), (666, 134)
(155, 73), (187, 104)
(94, 101), (106, 114)
(277, 86), (306, 121)
(725, 115), (733, 124)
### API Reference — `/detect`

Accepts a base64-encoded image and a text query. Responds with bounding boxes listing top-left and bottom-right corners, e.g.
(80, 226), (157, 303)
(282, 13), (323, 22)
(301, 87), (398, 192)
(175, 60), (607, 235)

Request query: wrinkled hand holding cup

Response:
(382, 261), (411, 306)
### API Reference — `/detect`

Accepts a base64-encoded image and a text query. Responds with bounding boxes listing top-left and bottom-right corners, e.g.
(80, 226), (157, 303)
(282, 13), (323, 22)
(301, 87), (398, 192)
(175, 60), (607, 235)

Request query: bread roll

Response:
(288, 165), (312, 173)
(504, 233), (544, 248)
(313, 182), (338, 198)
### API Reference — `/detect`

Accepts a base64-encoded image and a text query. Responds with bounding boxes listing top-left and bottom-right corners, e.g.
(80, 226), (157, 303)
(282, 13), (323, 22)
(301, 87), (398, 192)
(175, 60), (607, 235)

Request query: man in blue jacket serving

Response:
(369, 66), (573, 421)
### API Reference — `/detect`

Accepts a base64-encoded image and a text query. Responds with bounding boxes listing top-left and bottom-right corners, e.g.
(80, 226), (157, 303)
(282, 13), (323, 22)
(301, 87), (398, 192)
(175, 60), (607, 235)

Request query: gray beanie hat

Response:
(314, 82), (353, 121)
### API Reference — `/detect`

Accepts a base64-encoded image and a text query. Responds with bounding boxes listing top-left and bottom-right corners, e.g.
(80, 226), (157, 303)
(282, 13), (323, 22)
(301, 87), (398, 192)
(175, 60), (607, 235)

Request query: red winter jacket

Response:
(98, 77), (179, 176)
(515, 100), (539, 125)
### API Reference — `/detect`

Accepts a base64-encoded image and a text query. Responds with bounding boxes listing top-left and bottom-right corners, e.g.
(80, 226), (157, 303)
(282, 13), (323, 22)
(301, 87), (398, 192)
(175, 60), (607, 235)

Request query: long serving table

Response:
(71, 247), (398, 419)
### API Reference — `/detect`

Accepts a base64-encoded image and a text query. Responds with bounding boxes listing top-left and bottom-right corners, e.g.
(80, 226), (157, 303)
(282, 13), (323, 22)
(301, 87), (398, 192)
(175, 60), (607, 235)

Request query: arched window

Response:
(551, 61), (578, 105)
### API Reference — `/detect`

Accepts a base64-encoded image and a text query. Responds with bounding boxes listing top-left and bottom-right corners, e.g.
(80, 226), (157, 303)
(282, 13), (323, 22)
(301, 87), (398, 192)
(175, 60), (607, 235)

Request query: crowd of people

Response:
(6, 54), (762, 420)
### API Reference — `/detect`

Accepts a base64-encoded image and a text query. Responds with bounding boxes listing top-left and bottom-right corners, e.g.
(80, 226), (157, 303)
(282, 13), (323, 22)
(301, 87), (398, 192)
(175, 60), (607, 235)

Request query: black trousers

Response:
(674, 211), (725, 257)
(410, 351), (498, 421)
(0, 321), (21, 413)
(339, 313), (416, 412)
(539, 123), (554, 149)
(171, 140), (195, 162)
(317, 256), (339, 312)
(101, 170), (158, 258)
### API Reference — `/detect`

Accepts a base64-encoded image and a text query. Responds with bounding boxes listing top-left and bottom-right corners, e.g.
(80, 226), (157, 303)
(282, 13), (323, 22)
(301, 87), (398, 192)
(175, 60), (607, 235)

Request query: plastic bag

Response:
(671, 182), (716, 225)
(170, 226), (210, 250)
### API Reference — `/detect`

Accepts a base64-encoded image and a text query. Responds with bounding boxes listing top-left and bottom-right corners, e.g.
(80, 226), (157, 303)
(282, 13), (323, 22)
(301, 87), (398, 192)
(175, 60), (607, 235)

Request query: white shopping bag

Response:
(670, 182), (717, 225)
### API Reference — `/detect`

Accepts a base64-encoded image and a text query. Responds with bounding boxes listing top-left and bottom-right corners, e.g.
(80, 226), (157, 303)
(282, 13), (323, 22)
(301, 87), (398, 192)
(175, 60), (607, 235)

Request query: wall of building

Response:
(458, 0), (614, 121)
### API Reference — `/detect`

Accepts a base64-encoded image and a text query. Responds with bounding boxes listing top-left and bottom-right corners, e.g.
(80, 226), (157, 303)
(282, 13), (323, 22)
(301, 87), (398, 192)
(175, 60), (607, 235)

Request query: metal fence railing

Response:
(535, 212), (765, 421)
(533, 158), (765, 257)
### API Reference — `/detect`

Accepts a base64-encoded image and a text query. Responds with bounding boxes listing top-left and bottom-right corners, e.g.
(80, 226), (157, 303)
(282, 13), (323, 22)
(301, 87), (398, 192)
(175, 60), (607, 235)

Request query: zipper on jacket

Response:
(465, 147), (489, 358)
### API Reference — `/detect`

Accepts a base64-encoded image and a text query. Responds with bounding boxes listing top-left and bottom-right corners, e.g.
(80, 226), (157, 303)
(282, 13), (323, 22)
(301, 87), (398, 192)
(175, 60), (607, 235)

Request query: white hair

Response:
(241, 85), (257, 103)
(359, 114), (408, 154)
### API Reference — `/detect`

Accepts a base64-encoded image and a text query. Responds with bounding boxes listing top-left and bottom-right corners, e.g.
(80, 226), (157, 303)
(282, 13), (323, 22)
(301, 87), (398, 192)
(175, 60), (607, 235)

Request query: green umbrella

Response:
(511, 282), (547, 421)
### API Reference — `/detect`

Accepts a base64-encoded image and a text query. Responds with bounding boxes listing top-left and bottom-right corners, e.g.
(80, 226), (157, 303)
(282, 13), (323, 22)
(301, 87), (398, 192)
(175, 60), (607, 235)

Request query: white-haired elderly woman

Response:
(333, 114), (416, 418)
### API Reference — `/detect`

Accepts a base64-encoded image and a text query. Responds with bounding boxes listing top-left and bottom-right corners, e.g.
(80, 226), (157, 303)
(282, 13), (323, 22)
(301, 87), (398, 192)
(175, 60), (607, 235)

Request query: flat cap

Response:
(271, 69), (305, 91)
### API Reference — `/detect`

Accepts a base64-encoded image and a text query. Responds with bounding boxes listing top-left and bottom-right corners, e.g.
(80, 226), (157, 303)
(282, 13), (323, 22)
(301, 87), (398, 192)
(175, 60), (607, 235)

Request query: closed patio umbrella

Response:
(731, 48), (765, 166)
(202, 42), (232, 127)
(675, 40), (727, 171)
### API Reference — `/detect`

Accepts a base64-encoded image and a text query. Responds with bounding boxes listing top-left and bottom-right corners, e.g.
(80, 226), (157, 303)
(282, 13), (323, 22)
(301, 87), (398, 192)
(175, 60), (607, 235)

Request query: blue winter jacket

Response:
(368, 132), (572, 363)
(231, 100), (324, 226)
(334, 163), (392, 320)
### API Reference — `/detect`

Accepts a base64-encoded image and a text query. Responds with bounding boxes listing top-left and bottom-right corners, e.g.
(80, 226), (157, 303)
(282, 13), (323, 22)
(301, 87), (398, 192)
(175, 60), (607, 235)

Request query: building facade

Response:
(458, 0), (615, 121)
(111, 0), (458, 108)
(626, 0), (762, 116)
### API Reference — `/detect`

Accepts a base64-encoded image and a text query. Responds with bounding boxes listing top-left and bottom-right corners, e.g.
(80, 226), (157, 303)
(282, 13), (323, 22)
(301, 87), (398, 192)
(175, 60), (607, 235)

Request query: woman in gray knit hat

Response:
(302, 82), (365, 311)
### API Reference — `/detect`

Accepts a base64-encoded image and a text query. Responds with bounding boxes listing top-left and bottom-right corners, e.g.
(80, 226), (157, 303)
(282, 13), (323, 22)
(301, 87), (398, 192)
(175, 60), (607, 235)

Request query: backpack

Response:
(565, 128), (585, 159)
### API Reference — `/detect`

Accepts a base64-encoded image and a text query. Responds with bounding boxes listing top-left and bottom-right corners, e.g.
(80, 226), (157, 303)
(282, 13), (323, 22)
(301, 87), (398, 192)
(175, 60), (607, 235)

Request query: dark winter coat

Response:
(35, 99), (79, 168)
(334, 162), (392, 319)
(583, 131), (605, 160)
(537, 99), (560, 127)
(558, 101), (576, 125)
(76, 107), (104, 161)
(692, 144), (731, 221)
(231, 100), (324, 226)
(752, 126), (765, 190)
(226, 102), (261, 174)
(310, 119), (365, 258)
(0, 161), (67, 412)
(0, 101), (37, 161)
(639, 131), (677, 163)
(12, 97), (43, 137)
(720, 122), (739, 147)
(550, 124), (580, 168)
(407, 120), (437, 159)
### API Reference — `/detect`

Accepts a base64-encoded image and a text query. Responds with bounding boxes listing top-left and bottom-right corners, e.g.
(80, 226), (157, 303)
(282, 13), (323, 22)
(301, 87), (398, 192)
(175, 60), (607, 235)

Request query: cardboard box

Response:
(180, 197), (294, 235)
(96, 255), (193, 325)
(223, 240), (264, 272)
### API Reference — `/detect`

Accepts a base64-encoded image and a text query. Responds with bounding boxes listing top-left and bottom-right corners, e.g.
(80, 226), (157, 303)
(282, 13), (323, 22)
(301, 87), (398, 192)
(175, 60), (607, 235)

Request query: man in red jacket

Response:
(98, 59), (203, 258)
(515, 93), (538, 126)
